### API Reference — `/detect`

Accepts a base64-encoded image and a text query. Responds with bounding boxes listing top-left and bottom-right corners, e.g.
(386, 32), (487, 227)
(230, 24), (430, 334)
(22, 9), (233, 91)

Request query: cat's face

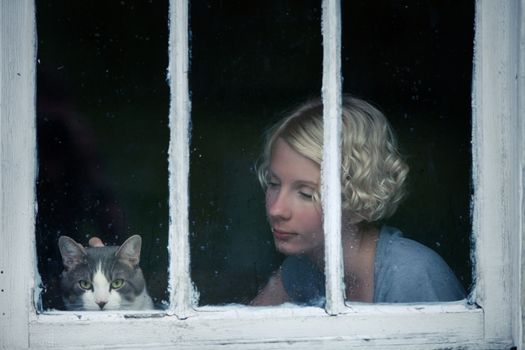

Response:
(58, 235), (152, 311)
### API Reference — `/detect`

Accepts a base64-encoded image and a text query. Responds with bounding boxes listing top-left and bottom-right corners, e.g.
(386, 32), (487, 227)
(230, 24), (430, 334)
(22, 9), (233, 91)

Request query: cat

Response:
(58, 235), (154, 311)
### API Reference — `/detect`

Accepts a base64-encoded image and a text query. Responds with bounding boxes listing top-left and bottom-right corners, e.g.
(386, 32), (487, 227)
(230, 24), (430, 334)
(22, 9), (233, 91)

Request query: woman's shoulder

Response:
(376, 226), (445, 267)
(374, 226), (466, 303)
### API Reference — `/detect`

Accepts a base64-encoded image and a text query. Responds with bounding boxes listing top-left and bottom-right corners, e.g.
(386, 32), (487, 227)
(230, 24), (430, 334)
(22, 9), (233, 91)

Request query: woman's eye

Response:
(111, 279), (125, 289)
(267, 181), (280, 188)
(299, 191), (314, 200)
(78, 280), (92, 290)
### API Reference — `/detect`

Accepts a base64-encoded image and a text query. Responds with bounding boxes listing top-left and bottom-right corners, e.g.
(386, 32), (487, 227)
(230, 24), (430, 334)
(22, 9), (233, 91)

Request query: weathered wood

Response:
(29, 304), (489, 349)
(519, 2), (525, 349)
(471, 0), (522, 343)
(321, 0), (345, 316)
(0, 1), (37, 349)
(167, 0), (194, 318)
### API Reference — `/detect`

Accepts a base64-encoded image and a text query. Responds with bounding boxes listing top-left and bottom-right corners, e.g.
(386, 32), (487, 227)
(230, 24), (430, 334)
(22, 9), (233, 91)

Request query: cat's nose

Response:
(97, 301), (107, 310)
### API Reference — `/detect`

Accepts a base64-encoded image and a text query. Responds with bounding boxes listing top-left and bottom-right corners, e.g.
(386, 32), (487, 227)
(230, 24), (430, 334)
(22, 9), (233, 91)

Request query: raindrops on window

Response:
(189, 0), (322, 305)
(341, 0), (474, 295)
(36, 0), (169, 311)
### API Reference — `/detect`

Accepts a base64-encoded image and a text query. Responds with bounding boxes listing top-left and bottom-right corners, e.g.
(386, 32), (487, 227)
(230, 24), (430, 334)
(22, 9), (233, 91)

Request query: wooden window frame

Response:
(1, 0), (523, 348)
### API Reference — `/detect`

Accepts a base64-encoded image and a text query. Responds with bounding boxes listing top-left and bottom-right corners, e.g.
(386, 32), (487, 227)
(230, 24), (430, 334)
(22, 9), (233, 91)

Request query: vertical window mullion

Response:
(168, 0), (193, 318)
(321, 0), (345, 315)
(0, 1), (36, 347)
(472, 0), (522, 339)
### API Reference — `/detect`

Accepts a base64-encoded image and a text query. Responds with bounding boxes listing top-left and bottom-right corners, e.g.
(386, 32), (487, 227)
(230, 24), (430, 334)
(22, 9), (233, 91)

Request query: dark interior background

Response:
(341, 0), (473, 301)
(36, 0), (170, 310)
(36, 0), (474, 309)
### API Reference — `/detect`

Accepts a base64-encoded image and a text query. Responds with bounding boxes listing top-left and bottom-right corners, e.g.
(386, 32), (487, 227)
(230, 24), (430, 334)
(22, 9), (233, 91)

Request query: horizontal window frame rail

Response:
(29, 303), (491, 349)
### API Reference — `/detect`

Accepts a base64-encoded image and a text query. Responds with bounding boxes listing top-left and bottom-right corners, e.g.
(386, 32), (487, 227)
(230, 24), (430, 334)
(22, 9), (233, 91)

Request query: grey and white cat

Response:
(58, 235), (153, 311)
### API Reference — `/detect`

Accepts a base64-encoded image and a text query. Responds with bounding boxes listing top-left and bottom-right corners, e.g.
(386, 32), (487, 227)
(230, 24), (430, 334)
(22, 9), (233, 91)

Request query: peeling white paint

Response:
(321, 0), (345, 316)
(471, 0), (522, 343)
(166, 0), (194, 319)
(0, 0), (37, 348)
(518, 1), (525, 348)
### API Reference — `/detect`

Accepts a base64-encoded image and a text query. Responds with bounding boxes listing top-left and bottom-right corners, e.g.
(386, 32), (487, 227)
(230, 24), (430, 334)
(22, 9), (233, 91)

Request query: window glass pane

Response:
(190, 1), (322, 305)
(36, 0), (169, 311)
(341, 0), (474, 303)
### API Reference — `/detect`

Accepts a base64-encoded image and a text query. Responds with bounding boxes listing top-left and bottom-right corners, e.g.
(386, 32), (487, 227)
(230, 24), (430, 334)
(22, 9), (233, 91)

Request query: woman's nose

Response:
(267, 190), (291, 219)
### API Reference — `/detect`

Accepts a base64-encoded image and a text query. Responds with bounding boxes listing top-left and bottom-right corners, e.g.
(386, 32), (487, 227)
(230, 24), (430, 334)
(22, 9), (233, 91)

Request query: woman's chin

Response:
(274, 240), (303, 256)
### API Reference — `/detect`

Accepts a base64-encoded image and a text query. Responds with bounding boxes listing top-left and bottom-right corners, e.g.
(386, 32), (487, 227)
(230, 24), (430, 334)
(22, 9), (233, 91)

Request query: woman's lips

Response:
(272, 228), (295, 240)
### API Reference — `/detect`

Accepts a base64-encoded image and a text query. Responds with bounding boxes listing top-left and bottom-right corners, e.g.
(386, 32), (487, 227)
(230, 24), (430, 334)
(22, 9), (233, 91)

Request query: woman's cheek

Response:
(265, 189), (277, 211)
(296, 206), (321, 229)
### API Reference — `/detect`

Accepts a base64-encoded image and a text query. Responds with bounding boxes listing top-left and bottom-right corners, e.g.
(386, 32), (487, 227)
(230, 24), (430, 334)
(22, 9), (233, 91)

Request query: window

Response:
(0, 0), (522, 349)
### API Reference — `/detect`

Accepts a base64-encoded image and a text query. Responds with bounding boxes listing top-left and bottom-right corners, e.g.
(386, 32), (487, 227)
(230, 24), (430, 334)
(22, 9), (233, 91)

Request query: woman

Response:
(251, 96), (465, 306)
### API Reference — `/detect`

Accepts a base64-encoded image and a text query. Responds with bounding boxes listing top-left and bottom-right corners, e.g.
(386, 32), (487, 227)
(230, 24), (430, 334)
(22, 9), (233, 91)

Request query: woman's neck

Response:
(306, 221), (378, 271)
(342, 222), (379, 302)
(302, 221), (360, 270)
(306, 220), (379, 302)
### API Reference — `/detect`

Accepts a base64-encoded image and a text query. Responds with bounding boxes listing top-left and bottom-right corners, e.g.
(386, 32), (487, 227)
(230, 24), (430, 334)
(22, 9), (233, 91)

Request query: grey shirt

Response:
(281, 226), (466, 305)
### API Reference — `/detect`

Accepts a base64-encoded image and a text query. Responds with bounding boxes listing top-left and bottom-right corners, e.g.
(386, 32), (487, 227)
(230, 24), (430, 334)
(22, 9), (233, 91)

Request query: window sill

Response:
(29, 302), (494, 349)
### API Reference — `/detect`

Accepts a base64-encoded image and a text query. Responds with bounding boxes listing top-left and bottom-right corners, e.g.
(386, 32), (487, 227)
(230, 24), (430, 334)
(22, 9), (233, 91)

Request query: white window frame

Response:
(1, 0), (523, 348)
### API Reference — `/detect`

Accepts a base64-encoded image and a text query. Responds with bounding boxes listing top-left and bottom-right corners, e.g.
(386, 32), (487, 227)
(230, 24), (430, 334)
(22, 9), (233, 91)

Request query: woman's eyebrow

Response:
(294, 180), (318, 187)
(268, 169), (318, 186)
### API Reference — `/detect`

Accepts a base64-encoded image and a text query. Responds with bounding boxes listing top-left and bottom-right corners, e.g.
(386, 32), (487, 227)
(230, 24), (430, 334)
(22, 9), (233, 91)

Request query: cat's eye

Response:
(78, 280), (92, 290)
(111, 279), (125, 289)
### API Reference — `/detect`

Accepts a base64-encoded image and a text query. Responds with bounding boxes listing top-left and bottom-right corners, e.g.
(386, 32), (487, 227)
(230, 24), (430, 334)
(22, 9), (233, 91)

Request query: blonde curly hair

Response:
(257, 95), (409, 223)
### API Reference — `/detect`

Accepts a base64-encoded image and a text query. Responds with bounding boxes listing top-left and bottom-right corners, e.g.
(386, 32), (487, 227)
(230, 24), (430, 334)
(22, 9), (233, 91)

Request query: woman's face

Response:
(266, 138), (324, 257)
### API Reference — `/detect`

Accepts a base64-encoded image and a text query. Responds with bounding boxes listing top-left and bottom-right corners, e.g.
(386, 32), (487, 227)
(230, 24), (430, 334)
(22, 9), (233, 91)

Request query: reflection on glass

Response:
(190, 1), (322, 305)
(36, 1), (169, 311)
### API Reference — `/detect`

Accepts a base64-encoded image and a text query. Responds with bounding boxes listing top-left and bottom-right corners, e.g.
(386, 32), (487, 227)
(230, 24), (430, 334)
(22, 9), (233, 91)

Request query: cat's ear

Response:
(58, 236), (87, 271)
(116, 235), (142, 267)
